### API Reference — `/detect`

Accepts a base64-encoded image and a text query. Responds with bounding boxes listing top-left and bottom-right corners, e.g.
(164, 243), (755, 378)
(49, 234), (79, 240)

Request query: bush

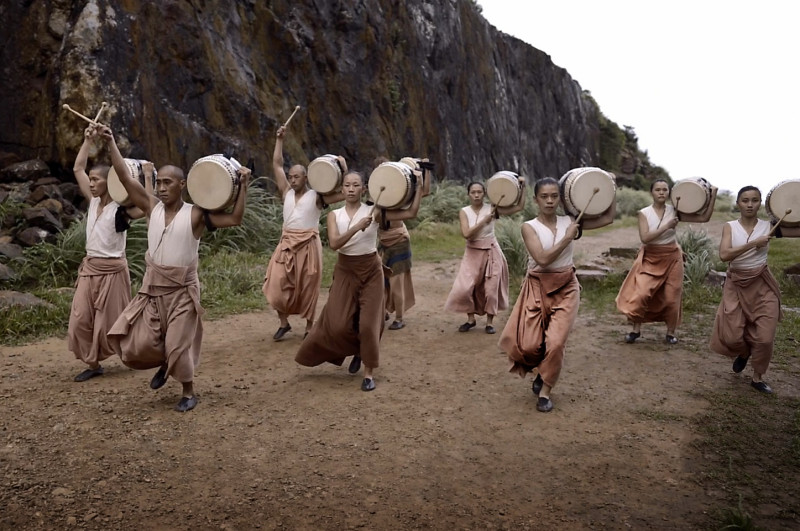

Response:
(412, 181), (466, 228)
(495, 217), (529, 280)
(678, 227), (715, 286)
(615, 187), (652, 218)
(714, 190), (735, 213)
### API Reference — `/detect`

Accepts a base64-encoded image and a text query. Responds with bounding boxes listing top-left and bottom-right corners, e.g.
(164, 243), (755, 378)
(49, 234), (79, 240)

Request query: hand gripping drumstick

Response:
(363, 186), (387, 231)
(93, 102), (108, 123)
(282, 105), (301, 129)
(769, 208), (793, 237)
(575, 187), (600, 224)
(62, 104), (101, 126)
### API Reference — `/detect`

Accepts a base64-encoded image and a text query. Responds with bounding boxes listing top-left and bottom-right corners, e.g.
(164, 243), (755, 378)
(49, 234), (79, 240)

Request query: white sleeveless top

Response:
(148, 202), (199, 267)
(463, 204), (494, 240)
(334, 203), (378, 256)
(641, 204), (677, 245)
(85, 197), (126, 258)
(283, 189), (321, 230)
(729, 219), (769, 270)
(527, 216), (574, 271)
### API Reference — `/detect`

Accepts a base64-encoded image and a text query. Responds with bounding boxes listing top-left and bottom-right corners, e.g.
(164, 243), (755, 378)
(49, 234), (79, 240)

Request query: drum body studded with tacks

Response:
(486, 171), (522, 207)
(307, 155), (343, 194)
(368, 162), (418, 210)
(108, 159), (156, 207)
(187, 155), (241, 211)
(670, 177), (713, 215)
(559, 167), (616, 218)
(766, 179), (800, 227)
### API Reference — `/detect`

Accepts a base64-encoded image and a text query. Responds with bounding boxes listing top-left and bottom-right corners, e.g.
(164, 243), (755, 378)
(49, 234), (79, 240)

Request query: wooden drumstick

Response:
(673, 196), (681, 213)
(575, 187), (600, 223)
(282, 105), (301, 129)
(62, 104), (100, 126)
(93, 101), (108, 123)
(769, 209), (793, 236)
(363, 186), (387, 230)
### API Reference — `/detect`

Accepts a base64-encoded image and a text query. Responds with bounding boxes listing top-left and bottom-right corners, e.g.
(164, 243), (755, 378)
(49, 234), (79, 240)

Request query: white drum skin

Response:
(187, 155), (241, 211)
(670, 177), (712, 214)
(486, 171), (521, 207)
(307, 155), (342, 194)
(368, 162), (415, 209)
(108, 159), (155, 206)
(559, 167), (616, 218)
(766, 179), (800, 227)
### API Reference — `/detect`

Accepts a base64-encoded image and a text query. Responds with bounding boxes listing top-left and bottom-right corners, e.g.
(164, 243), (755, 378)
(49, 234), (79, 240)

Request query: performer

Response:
(102, 126), (250, 412)
(710, 186), (798, 394)
(68, 125), (143, 382)
(445, 180), (524, 334)
(377, 158), (431, 330)
(262, 125), (344, 340)
(616, 179), (716, 344)
(295, 170), (410, 391)
(501, 177), (614, 412)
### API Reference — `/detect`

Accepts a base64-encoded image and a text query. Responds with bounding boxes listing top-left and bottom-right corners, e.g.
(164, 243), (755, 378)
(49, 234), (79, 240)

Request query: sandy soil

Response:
(2, 220), (798, 529)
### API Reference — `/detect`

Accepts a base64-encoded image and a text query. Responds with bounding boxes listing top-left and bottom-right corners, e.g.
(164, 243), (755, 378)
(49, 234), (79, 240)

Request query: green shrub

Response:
(495, 217), (529, 281)
(678, 227), (715, 286)
(412, 181), (466, 227)
(615, 187), (652, 218)
(714, 190), (735, 213)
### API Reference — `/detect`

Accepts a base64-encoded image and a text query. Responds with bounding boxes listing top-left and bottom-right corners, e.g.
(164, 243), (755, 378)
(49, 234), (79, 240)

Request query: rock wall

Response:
(0, 0), (601, 182)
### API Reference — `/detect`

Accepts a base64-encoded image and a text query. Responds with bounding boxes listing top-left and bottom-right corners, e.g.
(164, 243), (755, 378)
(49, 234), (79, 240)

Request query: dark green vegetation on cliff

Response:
(1, 0), (664, 187)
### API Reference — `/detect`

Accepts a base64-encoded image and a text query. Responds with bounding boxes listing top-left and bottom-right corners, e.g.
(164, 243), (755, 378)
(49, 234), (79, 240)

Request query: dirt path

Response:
(2, 220), (797, 529)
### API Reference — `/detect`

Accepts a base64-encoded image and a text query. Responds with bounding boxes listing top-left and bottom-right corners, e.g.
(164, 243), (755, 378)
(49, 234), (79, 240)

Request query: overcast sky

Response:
(479, 0), (799, 195)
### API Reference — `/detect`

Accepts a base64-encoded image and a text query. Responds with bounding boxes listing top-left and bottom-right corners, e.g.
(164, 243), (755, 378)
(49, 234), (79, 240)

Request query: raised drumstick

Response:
(769, 208), (793, 236)
(282, 105), (301, 129)
(62, 104), (100, 126)
(93, 101), (108, 123)
(575, 187), (600, 223)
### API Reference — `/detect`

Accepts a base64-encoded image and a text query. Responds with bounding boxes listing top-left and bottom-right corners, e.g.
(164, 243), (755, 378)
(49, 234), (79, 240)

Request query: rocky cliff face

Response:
(1, 0), (603, 182)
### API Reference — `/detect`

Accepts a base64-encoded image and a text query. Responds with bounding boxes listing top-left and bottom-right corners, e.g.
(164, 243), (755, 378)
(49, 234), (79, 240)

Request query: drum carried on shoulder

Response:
(307, 154), (343, 195)
(108, 159), (156, 207)
(559, 167), (616, 218)
(187, 154), (242, 211)
(670, 177), (715, 214)
(368, 159), (423, 210)
(766, 179), (800, 227)
(486, 171), (524, 207)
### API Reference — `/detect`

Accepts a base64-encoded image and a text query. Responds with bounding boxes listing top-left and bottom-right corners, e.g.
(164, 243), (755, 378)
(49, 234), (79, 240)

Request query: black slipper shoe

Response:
(273, 324), (292, 341)
(532, 374), (543, 396)
(150, 365), (168, 390)
(751, 381), (773, 394)
(361, 378), (376, 392)
(74, 366), (104, 382)
(458, 321), (477, 332)
(665, 334), (678, 345)
(624, 332), (641, 343)
(732, 355), (748, 373)
(485, 325), (496, 334)
(348, 356), (362, 374)
(175, 396), (198, 412)
(537, 396), (553, 412)
(389, 320), (405, 330)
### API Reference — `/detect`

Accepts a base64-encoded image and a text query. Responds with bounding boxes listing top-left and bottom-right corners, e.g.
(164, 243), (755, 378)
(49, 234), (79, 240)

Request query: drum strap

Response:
(203, 210), (217, 233)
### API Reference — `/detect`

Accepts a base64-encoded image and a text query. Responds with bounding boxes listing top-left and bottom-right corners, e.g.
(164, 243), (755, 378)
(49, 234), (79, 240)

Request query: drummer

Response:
(262, 125), (344, 340)
(68, 124), (144, 383)
(500, 177), (614, 412)
(444, 179), (525, 333)
(101, 125), (251, 412)
(616, 179), (716, 344)
(375, 156), (432, 331)
(710, 185), (799, 394)
(295, 169), (415, 391)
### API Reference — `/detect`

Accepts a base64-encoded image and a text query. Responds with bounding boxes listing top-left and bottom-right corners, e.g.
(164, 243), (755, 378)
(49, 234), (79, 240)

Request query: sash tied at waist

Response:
(467, 236), (500, 278)
(273, 228), (320, 275)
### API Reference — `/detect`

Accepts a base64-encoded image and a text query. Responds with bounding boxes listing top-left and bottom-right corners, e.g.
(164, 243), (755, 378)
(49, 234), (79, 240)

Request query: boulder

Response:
(787, 274), (800, 286)
(0, 242), (24, 259)
(705, 270), (726, 288)
(785, 263), (800, 275)
(0, 290), (53, 310)
(27, 184), (63, 205)
(15, 227), (51, 247)
(0, 160), (50, 183)
(59, 182), (82, 204)
(576, 269), (608, 282)
(22, 207), (63, 232)
(34, 176), (61, 187)
(34, 198), (64, 216)
(0, 263), (14, 281)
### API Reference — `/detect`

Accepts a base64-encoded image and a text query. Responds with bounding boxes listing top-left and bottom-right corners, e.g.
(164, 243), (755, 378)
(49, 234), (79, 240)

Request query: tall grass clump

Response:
(411, 180), (465, 227)
(679, 227), (715, 286)
(495, 217), (529, 280)
(714, 190), (735, 213)
(615, 187), (652, 218)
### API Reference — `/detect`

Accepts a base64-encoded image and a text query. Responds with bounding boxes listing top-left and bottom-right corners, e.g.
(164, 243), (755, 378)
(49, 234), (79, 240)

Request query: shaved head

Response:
(158, 165), (185, 181)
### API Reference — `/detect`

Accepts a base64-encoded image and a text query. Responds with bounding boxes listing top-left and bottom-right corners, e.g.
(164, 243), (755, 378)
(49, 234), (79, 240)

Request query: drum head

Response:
(767, 180), (800, 225)
(308, 156), (341, 194)
(107, 159), (141, 205)
(486, 172), (520, 207)
(369, 162), (411, 208)
(187, 157), (237, 211)
(399, 157), (420, 171)
(568, 169), (615, 216)
(671, 180), (707, 214)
